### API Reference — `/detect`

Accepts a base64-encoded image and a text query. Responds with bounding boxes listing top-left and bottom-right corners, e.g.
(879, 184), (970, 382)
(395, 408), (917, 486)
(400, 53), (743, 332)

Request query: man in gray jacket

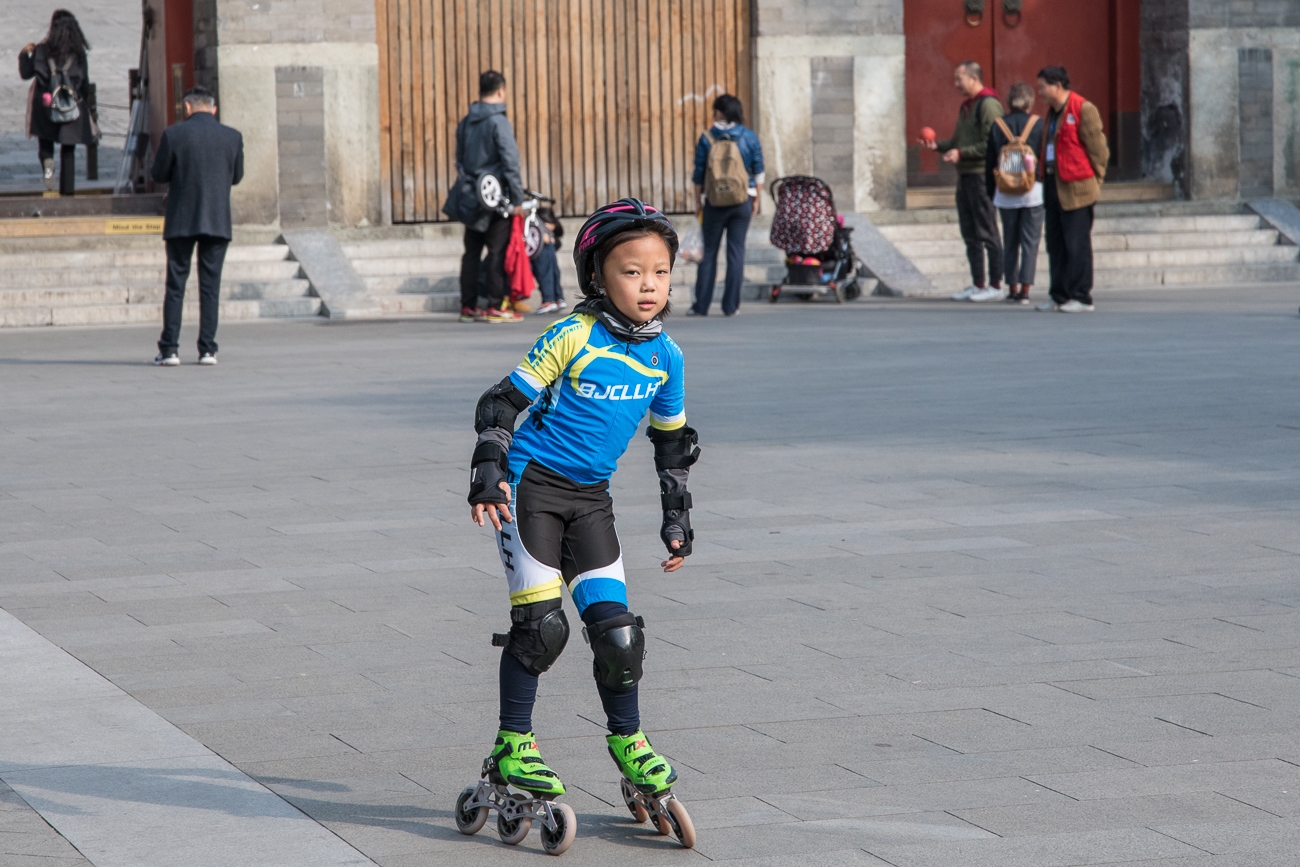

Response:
(451, 70), (526, 323)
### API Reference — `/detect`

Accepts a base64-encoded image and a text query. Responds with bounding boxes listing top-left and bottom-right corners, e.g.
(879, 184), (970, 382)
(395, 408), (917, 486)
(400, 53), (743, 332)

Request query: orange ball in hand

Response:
(920, 127), (936, 143)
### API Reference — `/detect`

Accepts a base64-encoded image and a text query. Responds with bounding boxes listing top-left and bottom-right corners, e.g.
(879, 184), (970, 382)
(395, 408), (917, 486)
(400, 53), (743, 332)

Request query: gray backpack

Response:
(47, 57), (81, 124)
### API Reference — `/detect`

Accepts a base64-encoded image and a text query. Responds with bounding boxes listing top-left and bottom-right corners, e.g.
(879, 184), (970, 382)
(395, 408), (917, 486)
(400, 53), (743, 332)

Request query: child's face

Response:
(601, 235), (673, 324)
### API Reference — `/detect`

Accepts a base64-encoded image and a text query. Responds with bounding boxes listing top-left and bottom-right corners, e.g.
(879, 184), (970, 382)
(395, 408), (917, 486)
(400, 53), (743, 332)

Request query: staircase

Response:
(0, 236), (320, 327)
(876, 205), (1300, 295)
(339, 218), (791, 314)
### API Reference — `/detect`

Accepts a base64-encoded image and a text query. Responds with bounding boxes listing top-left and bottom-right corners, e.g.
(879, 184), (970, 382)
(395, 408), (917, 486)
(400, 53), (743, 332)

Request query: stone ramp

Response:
(0, 608), (373, 867)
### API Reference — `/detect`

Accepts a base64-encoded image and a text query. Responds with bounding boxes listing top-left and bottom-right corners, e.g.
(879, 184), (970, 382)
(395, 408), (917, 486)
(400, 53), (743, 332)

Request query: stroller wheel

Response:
(844, 280), (862, 301)
(770, 286), (781, 303)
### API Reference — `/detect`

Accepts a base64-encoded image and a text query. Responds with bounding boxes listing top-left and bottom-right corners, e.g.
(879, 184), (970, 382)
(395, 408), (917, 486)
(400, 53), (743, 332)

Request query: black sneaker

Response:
(154, 352), (180, 367)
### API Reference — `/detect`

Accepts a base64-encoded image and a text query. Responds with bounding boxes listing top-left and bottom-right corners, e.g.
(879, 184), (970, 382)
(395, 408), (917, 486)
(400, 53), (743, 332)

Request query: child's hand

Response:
(661, 539), (685, 573)
(471, 483), (513, 530)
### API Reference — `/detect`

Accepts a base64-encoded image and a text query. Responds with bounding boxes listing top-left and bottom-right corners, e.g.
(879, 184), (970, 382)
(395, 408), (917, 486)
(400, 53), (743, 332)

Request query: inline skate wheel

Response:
(454, 786), (488, 835)
(624, 796), (649, 823)
(540, 802), (576, 856)
(664, 798), (696, 849)
(497, 811), (532, 845)
(621, 779), (649, 823)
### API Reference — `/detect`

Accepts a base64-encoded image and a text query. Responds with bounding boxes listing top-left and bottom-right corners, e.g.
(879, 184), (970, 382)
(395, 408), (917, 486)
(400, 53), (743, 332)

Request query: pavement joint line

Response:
(0, 608), (375, 867)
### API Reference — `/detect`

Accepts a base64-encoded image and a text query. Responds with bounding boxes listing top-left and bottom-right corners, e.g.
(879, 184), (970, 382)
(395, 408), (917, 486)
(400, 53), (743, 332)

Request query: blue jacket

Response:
(507, 312), (686, 485)
(692, 123), (765, 190)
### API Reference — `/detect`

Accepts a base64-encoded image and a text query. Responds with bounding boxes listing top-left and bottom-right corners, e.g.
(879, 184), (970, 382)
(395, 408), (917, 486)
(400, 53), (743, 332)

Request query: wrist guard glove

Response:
(660, 491), (694, 558)
(468, 441), (511, 506)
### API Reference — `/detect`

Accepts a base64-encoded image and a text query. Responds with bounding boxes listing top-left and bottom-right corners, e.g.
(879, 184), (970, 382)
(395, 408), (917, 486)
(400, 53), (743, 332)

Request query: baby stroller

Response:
(768, 176), (865, 303)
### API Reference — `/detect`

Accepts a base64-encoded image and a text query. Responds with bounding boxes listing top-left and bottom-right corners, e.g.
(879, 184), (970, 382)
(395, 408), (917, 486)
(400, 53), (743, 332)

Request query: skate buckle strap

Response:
(491, 633), (510, 647)
(661, 491), (692, 512)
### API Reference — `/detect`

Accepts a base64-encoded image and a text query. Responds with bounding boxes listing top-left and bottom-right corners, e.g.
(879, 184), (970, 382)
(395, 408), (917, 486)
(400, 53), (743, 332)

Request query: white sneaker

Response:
(534, 301), (560, 315)
(969, 286), (1005, 302)
(1035, 301), (1059, 312)
(1057, 300), (1095, 313)
(198, 353), (218, 365)
(154, 352), (179, 366)
(952, 285), (980, 301)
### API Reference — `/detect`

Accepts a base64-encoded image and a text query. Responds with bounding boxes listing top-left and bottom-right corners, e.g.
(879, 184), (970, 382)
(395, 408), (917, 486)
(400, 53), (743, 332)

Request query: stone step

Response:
(374, 293), (461, 314)
(0, 260), (302, 289)
(0, 279), (311, 309)
(352, 256), (463, 277)
(909, 244), (1297, 276)
(919, 261), (1300, 293)
(895, 230), (1281, 258)
(342, 239), (464, 258)
(878, 214), (1264, 242)
(0, 296), (321, 328)
(0, 245), (292, 271)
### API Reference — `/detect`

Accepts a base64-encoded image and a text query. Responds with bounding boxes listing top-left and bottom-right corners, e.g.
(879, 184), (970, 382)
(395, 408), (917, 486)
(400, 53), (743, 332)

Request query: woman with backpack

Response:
(19, 10), (96, 196)
(985, 82), (1044, 306)
(689, 94), (764, 317)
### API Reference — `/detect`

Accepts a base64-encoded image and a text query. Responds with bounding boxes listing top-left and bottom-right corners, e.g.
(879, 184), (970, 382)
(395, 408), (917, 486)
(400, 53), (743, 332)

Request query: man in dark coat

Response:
(447, 70), (525, 323)
(150, 86), (244, 366)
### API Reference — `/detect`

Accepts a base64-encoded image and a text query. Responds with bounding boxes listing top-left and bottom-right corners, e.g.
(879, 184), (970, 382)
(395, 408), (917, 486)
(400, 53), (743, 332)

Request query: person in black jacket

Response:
(448, 70), (526, 323)
(150, 86), (244, 366)
(985, 82), (1045, 305)
(18, 10), (97, 195)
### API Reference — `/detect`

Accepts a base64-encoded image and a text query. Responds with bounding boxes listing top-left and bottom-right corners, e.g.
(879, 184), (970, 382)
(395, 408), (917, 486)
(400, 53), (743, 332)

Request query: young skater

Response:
(465, 199), (699, 839)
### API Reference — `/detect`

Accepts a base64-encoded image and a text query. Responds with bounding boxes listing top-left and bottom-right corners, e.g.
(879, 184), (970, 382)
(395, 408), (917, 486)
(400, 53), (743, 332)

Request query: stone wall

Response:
(1143, 0), (1299, 200)
(755, 0), (901, 36)
(754, 0), (905, 211)
(1238, 47), (1275, 198)
(276, 66), (328, 227)
(1189, 1), (1300, 28)
(213, 0), (380, 229)
(810, 58), (854, 208)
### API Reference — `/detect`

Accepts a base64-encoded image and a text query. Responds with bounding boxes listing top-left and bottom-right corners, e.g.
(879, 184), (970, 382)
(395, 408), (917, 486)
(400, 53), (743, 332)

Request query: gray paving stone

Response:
(6, 287), (1300, 862)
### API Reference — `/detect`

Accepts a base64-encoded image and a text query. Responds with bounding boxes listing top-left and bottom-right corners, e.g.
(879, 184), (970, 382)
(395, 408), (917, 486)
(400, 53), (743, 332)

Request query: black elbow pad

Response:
(646, 425), (699, 470)
(474, 377), (533, 434)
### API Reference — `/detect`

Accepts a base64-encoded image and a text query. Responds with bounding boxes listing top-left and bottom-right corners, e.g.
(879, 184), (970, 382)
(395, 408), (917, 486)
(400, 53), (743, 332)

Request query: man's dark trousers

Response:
(158, 236), (228, 357)
(955, 174), (1002, 287)
(460, 215), (512, 310)
(693, 198), (752, 315)
(1043, 178), (1095, 305)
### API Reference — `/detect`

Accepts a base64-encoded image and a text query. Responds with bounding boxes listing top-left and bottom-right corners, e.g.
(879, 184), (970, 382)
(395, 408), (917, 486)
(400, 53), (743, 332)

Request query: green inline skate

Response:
(607, 730), (695, 848)
(454, 731), (576, 855)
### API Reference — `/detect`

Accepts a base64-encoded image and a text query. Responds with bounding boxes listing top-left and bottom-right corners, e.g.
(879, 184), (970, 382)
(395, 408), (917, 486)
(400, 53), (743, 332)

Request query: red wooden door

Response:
(905, 0), (1116, 187)
(991, 0), (1111, 133)
(904, 0), (992, 184)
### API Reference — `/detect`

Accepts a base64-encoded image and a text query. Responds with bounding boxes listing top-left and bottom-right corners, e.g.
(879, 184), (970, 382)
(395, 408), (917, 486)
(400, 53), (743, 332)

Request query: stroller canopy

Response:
(769, 176), (838, 255)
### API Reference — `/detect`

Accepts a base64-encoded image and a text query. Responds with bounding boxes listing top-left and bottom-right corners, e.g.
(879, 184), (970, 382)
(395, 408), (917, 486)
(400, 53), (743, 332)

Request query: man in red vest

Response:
(1035, 66), (1110, 313)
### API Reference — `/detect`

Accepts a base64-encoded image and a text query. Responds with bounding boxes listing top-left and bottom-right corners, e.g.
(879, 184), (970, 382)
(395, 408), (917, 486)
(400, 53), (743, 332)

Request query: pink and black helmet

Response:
(572, 198), (679, 296)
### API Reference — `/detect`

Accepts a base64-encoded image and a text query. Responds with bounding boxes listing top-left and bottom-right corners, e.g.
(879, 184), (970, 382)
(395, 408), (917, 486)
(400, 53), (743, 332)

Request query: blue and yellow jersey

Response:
(507, 313), (686, 484)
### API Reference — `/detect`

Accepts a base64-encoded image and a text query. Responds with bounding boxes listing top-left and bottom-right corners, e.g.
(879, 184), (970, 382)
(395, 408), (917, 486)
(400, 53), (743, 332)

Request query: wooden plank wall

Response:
(377, 0), (751, 223)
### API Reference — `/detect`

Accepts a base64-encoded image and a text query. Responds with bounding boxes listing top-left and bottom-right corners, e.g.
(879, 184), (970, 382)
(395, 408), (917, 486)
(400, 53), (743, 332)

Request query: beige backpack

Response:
(992, 116), (1039, 196)
(703, 132), (749, 207)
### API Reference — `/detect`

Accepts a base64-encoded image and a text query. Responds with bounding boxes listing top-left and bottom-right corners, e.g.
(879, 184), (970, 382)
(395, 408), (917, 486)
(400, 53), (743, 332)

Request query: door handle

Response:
(964, 0), (983, 26)
(1003, 0), (1022, 27)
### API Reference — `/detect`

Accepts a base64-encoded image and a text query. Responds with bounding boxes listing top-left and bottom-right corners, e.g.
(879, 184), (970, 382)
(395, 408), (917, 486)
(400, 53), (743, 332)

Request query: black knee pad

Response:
(585, 612), (646, 691)
(492, 599), (570, 676)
